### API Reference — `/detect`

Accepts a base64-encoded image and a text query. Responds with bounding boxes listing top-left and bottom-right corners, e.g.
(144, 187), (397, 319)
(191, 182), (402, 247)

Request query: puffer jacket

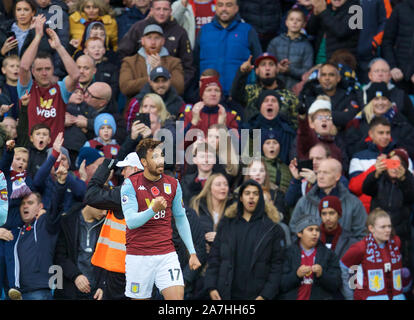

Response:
(267, 33), (314, 89)
(238, 0), (282, 35)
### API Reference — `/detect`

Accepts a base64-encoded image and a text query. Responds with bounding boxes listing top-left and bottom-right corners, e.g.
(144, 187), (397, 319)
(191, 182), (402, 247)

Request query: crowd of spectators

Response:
(0, 0), (413, 300)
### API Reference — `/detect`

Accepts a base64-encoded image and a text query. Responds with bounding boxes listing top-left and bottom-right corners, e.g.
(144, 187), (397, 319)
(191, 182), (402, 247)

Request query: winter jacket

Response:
(118, 16), (195, 88)
(267, 33), (314, 89)
(289, 182), (367, 240)
(230, 70), (299, 128)
(94, 58), (120, 101)
(115, 6), (149, 42)
(69, 11), (118, 51)
(238, 0), (282, 35)
(382, 0), (414, 80)
(248, 114), (296, 165)
(345, 109), (414, 160)
(64, 102), (97, 153)
(306, 0), (360, 60)
(357, 0), (390, 60)
(83, 158), (123, 218)
(53, 203), (106, 299)
(13, 181), (66, 293)
(362, 170), (414, 241)
(348, 140), (400, 213)
(194, 14), (262, 96)
(204, 180), (285, 300)
(278, 241), (341, 299)
(119, 48), (184, 99)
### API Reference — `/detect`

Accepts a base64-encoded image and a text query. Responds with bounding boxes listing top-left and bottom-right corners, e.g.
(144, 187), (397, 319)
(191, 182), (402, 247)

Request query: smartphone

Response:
(6, 31), (15, 40)
(133, 113), (151, 128)
(384, 159), (400, 169)
(298, 159), (313, 172)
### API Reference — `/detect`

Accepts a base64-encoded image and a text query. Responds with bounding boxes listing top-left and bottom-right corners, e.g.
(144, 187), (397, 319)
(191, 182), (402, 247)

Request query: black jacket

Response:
(204, 180), (285, 300)
(382, 0), (414, 80)
(362, 170), (414, 241)
(238, 0), (282, 35)
(306, 0), (360, 60)
(53, 203), (106, 299)
(278, 241), (341, 300)
(83, 158), (124, 219)
(95, 59), (120, 101)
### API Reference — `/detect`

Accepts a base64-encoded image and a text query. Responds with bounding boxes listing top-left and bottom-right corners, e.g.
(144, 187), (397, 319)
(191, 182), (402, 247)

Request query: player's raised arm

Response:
(172, 182), (201, 270)
(121, 178), (166, 229)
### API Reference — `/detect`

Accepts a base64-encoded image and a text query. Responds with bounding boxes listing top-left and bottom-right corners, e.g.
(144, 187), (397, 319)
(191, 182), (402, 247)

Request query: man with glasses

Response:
(299, 63), (362, 131)
(296, 95), (349, 172)
(74, 82), (127, 144)
(362, 58), (414, 126)
(17, 15), (80, 144)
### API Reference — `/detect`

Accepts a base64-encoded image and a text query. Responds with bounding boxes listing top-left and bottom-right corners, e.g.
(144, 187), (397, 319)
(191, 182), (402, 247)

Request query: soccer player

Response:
(120, 138), (201, 300)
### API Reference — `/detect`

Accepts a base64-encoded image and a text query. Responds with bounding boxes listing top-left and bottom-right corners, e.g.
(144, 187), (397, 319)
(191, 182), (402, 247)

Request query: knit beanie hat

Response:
(256, 90), (282, 110)
(295, 214), (320, 233)
(94, 113), (117, 137)
(76, 147), (104, 168)
(388, 148), (409, 169)
(366, 82), (391, 103)
(261, 128), (282, 149)
(318, 195), (342, 217)
(308, 99), (332, 115)
(47, 146), (71, 168)
(199, 76), (222, 99)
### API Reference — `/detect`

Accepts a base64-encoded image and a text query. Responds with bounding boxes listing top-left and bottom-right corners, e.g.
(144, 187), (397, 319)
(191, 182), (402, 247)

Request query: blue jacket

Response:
(194, 14), (262, 95)
(13, 181), (66, 293)
(33, 153), (86, 212)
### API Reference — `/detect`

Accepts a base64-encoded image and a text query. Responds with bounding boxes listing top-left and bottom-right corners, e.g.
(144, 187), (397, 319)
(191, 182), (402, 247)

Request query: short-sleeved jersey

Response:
(18, 77), (70, 144)
(121, 172), (179, 256)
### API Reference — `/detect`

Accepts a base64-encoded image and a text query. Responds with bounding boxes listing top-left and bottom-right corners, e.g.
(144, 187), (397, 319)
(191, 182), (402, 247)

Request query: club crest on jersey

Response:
(131, 282), (139, 293)
(49, 88), (57, 96)
(164, 183), (171, 195)
(110, 147), (118, 155)
(151, 186), (160, 196)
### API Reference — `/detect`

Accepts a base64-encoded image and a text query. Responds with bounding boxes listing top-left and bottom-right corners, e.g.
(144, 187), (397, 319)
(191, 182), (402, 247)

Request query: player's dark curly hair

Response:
(136, 138), (162, 160)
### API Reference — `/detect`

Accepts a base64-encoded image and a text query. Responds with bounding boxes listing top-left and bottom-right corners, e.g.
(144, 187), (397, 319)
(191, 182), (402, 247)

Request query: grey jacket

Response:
(289, 183), (367, 241)
(267, 33), (314, 89)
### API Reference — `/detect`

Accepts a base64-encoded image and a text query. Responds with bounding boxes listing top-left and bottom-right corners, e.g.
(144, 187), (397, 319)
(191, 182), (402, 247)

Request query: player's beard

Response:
(149, 165), (164, 176)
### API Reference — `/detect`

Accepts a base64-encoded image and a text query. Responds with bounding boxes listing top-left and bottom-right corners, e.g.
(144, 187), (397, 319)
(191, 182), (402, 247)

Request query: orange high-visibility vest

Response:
(91, 211), (126, 273)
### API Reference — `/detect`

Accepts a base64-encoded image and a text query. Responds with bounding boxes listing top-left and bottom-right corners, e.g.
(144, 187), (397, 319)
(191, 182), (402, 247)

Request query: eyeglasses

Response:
(315, 115), (332, 121)
(85, 88), (106, 100)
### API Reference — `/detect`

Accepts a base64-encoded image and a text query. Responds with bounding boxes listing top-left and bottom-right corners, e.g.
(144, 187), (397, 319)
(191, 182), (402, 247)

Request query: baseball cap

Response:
(254, 52), (278, 67)
(150, 66), (171, 81)
(143, 24), (164, 36)
(116, 152), (144, 170)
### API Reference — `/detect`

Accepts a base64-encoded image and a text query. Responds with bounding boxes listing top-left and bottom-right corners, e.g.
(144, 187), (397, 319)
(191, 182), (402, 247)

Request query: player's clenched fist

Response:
(152, 196), (167, 213)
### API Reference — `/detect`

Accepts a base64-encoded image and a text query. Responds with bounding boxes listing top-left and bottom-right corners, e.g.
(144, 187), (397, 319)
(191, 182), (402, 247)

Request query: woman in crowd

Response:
(69, 0), (118, 52)
(341, 208), (406, 300)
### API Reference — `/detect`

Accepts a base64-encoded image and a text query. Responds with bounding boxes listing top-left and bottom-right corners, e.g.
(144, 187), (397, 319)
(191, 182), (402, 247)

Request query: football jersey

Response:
(121, 172), (180, 255)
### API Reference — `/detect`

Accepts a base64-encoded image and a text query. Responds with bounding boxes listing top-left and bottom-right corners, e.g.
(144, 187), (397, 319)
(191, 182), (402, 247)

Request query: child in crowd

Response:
(261, 128), (292, 194)
(267, 9), (314, 90)
(83, 37), (119, 100)
(0, 55), (20, 120)
(83, 113), (120, 159)
(279, 214), (342, 299)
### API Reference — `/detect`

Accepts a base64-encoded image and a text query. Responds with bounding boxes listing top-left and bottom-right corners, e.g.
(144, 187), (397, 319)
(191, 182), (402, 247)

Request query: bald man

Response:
(76, 55), (96, 89)
(79, 82), (127, 144)
(289, 158), (366, 241)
